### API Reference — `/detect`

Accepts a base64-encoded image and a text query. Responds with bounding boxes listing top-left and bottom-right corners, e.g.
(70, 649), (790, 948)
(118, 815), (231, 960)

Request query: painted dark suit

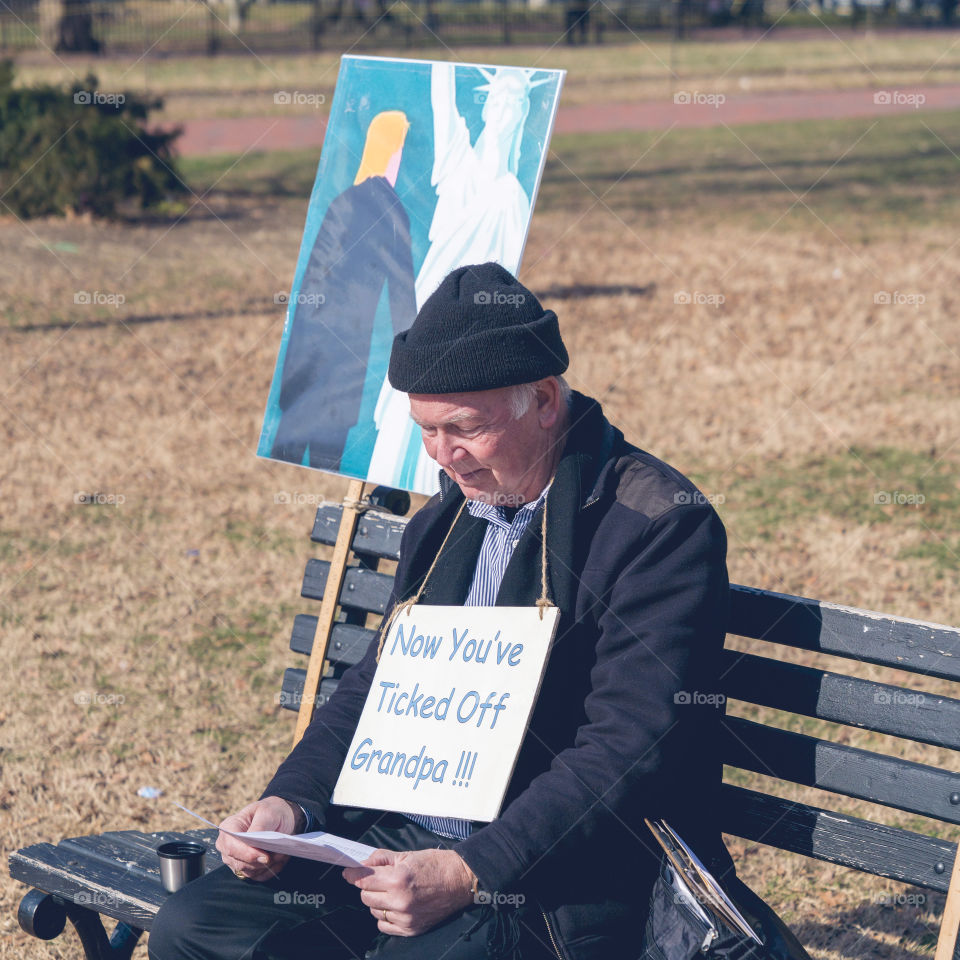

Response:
(271, 175), (416, 471)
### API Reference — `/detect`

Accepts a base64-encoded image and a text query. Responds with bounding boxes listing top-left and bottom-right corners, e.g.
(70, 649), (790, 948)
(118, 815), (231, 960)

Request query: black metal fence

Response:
(0, 0), (679, 55)
(1, 0), (955, 56)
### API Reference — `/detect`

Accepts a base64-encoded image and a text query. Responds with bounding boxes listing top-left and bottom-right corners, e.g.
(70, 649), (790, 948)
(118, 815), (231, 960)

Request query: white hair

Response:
(508, 376), (571, 419)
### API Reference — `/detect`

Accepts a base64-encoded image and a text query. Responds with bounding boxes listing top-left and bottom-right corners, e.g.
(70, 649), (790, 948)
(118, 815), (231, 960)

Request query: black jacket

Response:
(264, 392), (735, 959)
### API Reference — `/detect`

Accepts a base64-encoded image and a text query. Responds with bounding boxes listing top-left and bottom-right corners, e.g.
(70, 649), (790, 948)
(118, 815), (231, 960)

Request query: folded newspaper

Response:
(645, 817), (763, 946)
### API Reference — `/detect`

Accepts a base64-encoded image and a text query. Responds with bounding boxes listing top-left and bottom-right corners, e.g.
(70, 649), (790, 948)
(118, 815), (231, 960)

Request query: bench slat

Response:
(301, 560), (394, 614)
(730, 584), (960, 682)
(77, 829), (222, 870)
(721, 651), (960, 750)
(719, 784), (958, 893)
(279, 669), (339, 712)
(722, 716), (960, 824)
(53, 833), (184, 885)
(311, 505), (405, 561)
(289, 615), (374, 666)
(8, 829), (221, 930)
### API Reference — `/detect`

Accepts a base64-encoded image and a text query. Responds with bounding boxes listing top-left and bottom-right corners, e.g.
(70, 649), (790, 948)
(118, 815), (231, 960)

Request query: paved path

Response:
(174, 83), (960, 156)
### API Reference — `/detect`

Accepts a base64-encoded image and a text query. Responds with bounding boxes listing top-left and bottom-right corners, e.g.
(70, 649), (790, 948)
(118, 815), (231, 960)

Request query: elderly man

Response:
(149, 262), (737, 960)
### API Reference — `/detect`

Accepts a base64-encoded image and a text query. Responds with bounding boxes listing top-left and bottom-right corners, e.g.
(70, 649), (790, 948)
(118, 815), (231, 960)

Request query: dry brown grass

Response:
(1, 152), (958, 959)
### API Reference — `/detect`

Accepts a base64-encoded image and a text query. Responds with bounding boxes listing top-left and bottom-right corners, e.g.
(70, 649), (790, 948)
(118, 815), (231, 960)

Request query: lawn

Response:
(1, 105), (958, 958)
(179, 109), (960, 232)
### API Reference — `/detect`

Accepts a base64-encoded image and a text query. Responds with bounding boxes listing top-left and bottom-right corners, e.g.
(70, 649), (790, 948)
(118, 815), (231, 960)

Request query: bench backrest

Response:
(281, 503), (960, 900)
(720, 586), (960, 897)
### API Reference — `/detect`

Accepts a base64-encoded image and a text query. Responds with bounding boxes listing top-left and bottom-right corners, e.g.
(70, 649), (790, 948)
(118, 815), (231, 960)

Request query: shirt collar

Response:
(466, 484), (550, 527)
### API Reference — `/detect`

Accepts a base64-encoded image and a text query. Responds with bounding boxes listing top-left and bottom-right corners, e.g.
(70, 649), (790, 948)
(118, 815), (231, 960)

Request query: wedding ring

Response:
(382, 908), (389, 922)
(234, 869), (245, 879)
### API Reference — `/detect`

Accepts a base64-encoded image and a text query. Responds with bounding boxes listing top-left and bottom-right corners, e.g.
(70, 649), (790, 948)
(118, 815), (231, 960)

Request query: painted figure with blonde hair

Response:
(271, 110), (416, 471)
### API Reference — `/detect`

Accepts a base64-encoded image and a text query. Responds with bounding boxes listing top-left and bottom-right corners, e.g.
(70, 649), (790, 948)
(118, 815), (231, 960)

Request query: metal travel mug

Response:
(157, 841), (206, 893)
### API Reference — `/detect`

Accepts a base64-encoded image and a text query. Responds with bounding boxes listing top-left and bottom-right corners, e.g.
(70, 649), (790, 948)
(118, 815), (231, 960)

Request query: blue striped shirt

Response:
(406, 490), (547, 840)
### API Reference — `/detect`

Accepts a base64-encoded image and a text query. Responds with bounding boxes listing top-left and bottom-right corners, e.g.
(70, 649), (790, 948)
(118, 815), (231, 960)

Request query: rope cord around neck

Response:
(376, 499), (467, 662)
(535, 495), (553, 620)
(375, 491), (556, 662)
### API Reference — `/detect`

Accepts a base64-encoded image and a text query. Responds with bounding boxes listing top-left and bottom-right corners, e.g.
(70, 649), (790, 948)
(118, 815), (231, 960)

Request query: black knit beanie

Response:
(388, 262), (569, 394)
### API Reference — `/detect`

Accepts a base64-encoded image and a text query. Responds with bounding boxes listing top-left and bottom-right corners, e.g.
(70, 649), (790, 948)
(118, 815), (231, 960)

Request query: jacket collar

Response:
(427, 391), (620, 616)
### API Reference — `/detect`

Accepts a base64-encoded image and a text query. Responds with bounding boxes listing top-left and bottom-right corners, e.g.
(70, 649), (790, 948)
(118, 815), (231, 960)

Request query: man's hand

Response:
(342, 848), (476, 937)
(216, 796), (303, 882)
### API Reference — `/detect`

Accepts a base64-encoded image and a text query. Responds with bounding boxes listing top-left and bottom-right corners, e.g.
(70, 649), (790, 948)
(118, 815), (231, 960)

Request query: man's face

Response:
(408, 383), (561, 505)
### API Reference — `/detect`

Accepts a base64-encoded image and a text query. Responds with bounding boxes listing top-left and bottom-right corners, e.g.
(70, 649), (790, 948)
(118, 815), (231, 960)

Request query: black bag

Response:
(639, 856), (813, 960)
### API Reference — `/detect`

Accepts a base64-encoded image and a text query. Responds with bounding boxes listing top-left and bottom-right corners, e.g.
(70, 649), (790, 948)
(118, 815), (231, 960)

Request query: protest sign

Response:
(257, 56), (564, 495)
(332, 604), (560, 821)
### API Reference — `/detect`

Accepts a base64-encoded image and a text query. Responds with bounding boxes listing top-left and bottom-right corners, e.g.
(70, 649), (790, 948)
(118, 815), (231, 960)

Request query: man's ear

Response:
(536, 378), (562, 429)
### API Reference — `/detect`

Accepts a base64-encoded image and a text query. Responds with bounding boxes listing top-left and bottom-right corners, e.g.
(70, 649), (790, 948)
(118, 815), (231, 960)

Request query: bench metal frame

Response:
(10, 495), (960, 959)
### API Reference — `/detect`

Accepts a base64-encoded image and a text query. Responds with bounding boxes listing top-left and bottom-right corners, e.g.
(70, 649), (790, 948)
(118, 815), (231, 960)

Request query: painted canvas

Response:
(257, 55), (565, 495)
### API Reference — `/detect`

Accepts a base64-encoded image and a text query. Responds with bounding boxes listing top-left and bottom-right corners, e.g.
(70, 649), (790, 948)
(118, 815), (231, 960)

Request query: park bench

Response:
(9, 490), (960, 959)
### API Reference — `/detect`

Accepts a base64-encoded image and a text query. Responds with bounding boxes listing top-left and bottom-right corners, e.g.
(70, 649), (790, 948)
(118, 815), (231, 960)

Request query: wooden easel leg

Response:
(935, 844), (960, 960)
(293, 478), (367, 747)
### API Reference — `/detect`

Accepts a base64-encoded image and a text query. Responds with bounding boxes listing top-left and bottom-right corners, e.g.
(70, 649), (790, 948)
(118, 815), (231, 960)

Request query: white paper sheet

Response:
(174, 803), (377, 867)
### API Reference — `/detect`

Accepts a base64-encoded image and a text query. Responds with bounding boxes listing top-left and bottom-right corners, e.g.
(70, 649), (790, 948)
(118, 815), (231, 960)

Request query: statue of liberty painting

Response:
(258, 56), (563, 493)
(367, 62), (558, 492)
